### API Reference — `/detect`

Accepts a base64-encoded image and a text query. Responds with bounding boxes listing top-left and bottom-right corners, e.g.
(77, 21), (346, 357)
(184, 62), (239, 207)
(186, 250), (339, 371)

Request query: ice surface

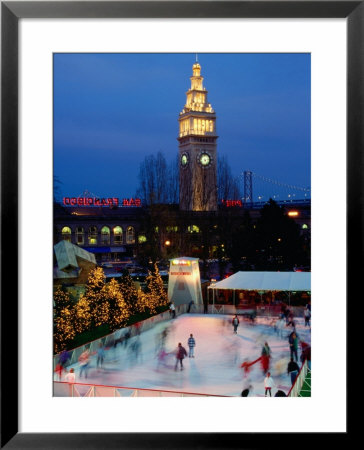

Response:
(57, 314), (311, 397)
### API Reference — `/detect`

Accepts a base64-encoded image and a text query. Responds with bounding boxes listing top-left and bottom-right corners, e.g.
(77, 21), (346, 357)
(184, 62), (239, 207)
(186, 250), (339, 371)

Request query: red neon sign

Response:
(221, 199), (243, 207)
(62, 197), (142, 207)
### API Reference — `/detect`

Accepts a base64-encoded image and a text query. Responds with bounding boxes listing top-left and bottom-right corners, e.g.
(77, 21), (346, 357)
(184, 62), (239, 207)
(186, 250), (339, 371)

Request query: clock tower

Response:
(178, 62), (218, 211)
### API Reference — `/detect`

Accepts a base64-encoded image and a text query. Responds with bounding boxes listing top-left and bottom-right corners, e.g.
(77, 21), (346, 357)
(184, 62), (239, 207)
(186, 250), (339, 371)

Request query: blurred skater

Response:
(288, 331), (299, 362)
(264, 372), (275, 397)
(187, 333), (196, 358)
(261, 342), (271, 374)
(174, 342), (187, 371)
(97, 343), (105, 369)
(287, 357), (300, 385)
(304, 307), (311, 327)
(232, 315), (240, 334)
(65, 368), (75, 396)
(78, 349), (90, 379)
(170, 302), (176, 319)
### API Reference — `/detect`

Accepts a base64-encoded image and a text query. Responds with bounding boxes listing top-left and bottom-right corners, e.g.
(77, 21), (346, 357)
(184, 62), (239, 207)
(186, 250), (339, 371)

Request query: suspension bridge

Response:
(241, 171), (311, 208)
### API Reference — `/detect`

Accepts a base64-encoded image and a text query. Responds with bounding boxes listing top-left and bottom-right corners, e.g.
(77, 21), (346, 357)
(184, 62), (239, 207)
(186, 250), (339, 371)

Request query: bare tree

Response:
(136, 152), (168, 205)
(217, 155), (242, 202)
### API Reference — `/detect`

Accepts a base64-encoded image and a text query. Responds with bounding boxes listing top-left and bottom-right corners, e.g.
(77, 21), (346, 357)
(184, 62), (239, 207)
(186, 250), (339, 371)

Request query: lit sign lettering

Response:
(172, 260), (191, 266)
(63, 197), (142, 207)
(221, 199), (243, 207)
(122, 198), (141, 207)
(170, 272), (191, 276)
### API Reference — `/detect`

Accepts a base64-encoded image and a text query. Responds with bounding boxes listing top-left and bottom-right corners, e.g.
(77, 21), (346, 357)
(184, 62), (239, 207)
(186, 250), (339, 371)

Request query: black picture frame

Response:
(1, 1), (358, 448)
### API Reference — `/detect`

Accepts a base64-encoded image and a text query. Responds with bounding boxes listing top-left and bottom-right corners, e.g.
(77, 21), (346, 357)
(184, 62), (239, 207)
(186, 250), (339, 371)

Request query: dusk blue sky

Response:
(54, 53), (310, 201)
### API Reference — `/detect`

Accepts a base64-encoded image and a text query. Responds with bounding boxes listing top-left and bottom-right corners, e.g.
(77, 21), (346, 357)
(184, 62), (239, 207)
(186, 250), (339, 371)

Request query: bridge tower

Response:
(244, 170), (253, 207)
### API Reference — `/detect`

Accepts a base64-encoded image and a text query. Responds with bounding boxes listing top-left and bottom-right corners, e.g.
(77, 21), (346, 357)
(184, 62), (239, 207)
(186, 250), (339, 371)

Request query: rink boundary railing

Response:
(53, 381), (231, 397)
(287, 359), (309, 397)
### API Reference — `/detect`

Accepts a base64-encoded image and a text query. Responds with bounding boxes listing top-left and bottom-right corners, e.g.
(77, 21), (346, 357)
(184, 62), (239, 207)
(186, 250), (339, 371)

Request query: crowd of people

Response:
(55, 301), (311, 397)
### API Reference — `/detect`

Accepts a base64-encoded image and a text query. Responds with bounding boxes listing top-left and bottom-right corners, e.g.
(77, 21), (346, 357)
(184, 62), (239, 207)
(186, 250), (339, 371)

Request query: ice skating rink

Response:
(57, 314), (311, 397)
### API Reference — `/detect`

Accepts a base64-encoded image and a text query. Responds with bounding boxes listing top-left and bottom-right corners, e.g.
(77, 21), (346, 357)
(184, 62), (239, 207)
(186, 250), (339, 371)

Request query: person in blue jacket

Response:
(187, 333), (196, 358)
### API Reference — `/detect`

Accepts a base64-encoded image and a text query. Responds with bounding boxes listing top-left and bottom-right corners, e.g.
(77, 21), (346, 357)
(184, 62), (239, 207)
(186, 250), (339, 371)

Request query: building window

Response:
(61, 226), (72, 242)
(126, 226), (135, 244)
(188, 225), (200, 233)
(76, 227), (84, 245)
(138, 234), (147, 244)
(101, 226), (110, 245)
(113, 226), (123, 244)
(302, 224), (308, 229)
(88, 226), (98, 245)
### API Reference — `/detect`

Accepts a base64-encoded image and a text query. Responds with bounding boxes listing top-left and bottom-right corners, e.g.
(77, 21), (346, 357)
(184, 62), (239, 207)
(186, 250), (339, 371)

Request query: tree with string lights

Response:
(53, 286), (76, 353)
(73, 294), (92, 334)
(84, 266), (109, 327)
(119, 270), (139, 316)
(145, 263), (169, 311)
(102, 278), (130, 331)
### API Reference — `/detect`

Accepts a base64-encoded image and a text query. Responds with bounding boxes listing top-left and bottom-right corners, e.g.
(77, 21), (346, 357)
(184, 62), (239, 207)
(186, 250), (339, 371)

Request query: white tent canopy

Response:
(208, 271), (310, 292)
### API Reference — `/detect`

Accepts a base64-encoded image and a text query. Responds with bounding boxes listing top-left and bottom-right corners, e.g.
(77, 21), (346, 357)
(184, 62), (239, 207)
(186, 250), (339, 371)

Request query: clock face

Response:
(181, 153), (189, 167)
(199, 153), (211, 166)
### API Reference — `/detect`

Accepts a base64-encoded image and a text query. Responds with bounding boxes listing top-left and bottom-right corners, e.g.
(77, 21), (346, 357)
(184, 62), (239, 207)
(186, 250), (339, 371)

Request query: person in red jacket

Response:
(174, 342), (187, 371)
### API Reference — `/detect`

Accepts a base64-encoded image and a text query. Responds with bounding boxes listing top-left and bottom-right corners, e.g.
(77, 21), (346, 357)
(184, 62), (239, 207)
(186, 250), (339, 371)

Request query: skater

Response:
(287, 311), (295, 328)
(64, 368), (76, 396)
(170, 302), (176, 319)
(303, 307), (311, 327)
(123, 329), (131, 347)
(97, 343), (105, 369)
(261, 342), (271, 374)
(264, 372), (275, 397)
(287, 357), (300, 385)
(65, 367), (75, 384)
(232, 315), (240, 334)
(78, 349), (90, 378)
(187, 333), (196, 358)
(174, 342), (187, 371)
(288, 331), (299, 362)
(187, 300), (194, 313)
(59, 349), (70, 369)
(276, 317), (285, 338)
(54, 362), (63, 381)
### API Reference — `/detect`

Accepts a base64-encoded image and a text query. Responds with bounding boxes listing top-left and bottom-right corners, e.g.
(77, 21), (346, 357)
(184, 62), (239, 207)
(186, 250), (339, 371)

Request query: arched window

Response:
(126, 226), (135, 244)
(113, 226), (123, 244)
(302, 224), (308, 229)
(61, 226), (72, 242)
(101, 226), (110, 245)
(88, 226), (98, 245)
(188, 225), (200, 233)
(76, 227), (84, 245)
(138, 234), (147, 244)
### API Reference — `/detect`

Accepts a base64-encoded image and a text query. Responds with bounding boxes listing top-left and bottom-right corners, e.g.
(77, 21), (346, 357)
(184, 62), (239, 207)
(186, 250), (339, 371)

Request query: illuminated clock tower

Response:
(178, 62), (218, 211)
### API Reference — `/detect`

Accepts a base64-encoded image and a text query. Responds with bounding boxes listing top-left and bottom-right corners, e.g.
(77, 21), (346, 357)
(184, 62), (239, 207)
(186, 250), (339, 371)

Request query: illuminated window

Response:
(88, 227), (98, 245)
(126, 226), (135, 244)
(188, 225), (200, 233)
(138, 235), (147, 244)
(113, 226), (123, 244)
(166, 226), (178, 233)
(101, 226), (110, 245)
(61, 226), (72, 242)
(302, 224), (308, 229)
(76, 227), (84, 245)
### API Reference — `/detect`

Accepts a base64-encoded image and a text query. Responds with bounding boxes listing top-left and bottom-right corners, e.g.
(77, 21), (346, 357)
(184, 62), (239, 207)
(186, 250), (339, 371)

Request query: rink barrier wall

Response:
(53, 381), (230, 397)
(209, 305), (305, 318)
(287, 359), (309, 397)
(54, 303), (189, 369)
